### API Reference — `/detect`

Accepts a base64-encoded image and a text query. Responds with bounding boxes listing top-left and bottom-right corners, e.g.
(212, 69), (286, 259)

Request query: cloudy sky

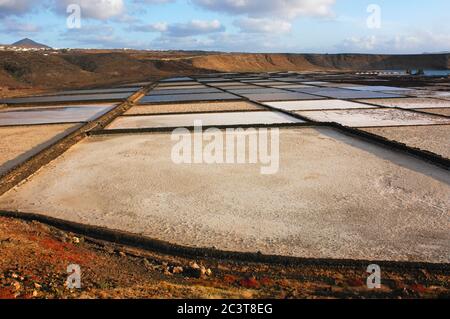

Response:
(0, 0), (449, 53)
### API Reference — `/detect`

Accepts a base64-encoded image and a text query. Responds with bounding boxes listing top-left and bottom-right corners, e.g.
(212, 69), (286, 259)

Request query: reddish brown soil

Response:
(0, 51), (168, 98)
(0, 216), (448, 299)
(191, 54), (323, 72)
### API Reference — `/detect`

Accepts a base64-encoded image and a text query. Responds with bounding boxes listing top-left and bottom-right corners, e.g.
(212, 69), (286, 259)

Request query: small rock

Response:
(153, 265), (164, 271)
(190, 262), (200, 269)
(187, 264), (212, 277)
(172, 266), (184, 274)
(32, 290), (38, 297)
(11, 281), (21, 291)
(57, 231), (69, 242)
(72, 237), (80, 244)
(118, 251), (126, 257)
(11, 273), (19, 279)
(143, 259), (152, 269)
(200, 266), (207, 276)
(34, 283), (42, 289)
(420, 269), (431, 280)
(183, 267), (203, 279)
(164, 268), (173, 276)
(98, 291), (109, 299)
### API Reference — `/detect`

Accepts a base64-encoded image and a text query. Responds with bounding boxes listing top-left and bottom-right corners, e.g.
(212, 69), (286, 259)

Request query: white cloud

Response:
(0, 0), (127, 19)
(234, 18), (291, 34)
(149, 30), (297, 52)
(340, 36), (377, 51)
(337, 32), (450, 54)
(55, 0), (125, 20)
(134, 19), (225, 37)
(1, 17), (41, 34)
(134, 0), (175, 3)
(151, 35), (217, 50)
(139, 22), (168, 32)
(60, 23), (148, 48)
(192, 0), (336, 19)
(0, 0), (34, 16)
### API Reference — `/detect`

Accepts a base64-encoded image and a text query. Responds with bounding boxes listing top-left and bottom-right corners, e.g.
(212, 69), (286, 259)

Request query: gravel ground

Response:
(362, 125), (450, 159)
(264, 99), (377, 111)
(2, 216), (447, 299)
(356, 98), (450, 109)
(296, 109), (450, 127)
(415, 108), (450, 117)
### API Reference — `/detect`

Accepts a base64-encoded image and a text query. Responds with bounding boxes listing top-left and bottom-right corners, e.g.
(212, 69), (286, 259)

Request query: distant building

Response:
(0, 45), (52, 52)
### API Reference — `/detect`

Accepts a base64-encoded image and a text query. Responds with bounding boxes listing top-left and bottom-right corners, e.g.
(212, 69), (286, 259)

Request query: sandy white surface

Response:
(0, 124), (80, 175)
(357, 98), (450, 109)
(362, 125), (450, 159)
(1, 128), (449, 262)
(296, 109), (450, 127)
(0, 105), (114, 126)
(265, 99), (376, 111)
(107, 111), (304, 130)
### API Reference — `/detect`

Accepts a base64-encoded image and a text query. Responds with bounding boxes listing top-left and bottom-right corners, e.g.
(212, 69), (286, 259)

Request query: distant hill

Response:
(12, 38), (51, 49)
(191, 53), (450, 72)
(1, 50), (449, 99)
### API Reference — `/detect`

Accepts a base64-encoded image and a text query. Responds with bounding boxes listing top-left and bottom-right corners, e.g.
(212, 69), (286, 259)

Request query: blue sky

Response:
(1, 0), (449, 53)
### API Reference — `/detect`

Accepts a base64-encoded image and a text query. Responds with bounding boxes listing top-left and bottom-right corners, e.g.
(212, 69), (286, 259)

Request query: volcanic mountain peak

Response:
(12, 38), (51, 49)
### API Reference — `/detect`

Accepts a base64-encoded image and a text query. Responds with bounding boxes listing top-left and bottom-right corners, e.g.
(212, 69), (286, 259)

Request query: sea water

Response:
(381, 69), (450, 77)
